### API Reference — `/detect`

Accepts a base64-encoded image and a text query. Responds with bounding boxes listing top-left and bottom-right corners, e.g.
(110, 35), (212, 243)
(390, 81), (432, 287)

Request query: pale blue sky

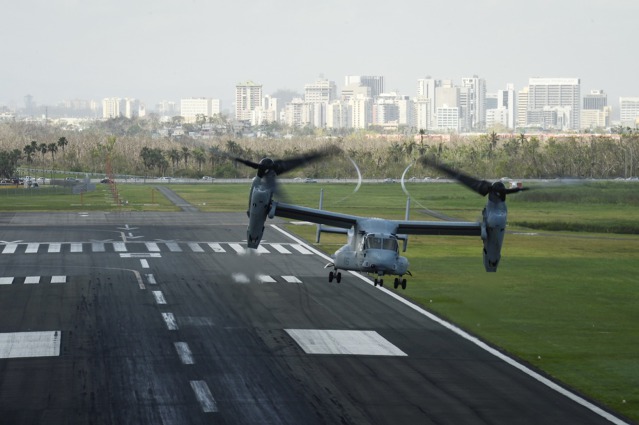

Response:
(2, 0), (637, 112)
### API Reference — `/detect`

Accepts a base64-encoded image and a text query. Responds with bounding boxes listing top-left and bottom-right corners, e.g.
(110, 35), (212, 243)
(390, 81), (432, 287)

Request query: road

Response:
(0, 210), (631, 424)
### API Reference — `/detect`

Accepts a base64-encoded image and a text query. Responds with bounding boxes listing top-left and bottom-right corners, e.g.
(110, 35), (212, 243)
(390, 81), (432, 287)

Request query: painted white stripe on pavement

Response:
(70, 243), (83, 253)
(228, 243), (244, 254)
(153, 291), (167, 305)
(165, 242), (182, 252)
(174, 342), (194, 364)
(24, 276), (40, 284)
(113, 242), (127, 252)
(255, 244), (270, 254)
(207, 243), (225, 252)
(2, 244), (18, 254)
(50, 276), (66, 284)
(145, 242), (161, 252)
(25, 243), (39, 254)
(190, 380), (218, 413)
(282, 276), (302, 283)
(92, 242), (105, 252)
(232, 273), (249, 283)
(162, 313), (178, 330)
(271, 224), (631, 425)
(0, 277), (14, 285)
(0, 331), (61, 358)
(188, 242), (204, 252)
(269, 243), (291, 254)
(290, 244), (312, 255)
(140, 259), (150, 269)
(145, 274), (157, 284)
(286, 329), (407, 356)
(257, 274), (277, 283)
(48, 243), (61, 253)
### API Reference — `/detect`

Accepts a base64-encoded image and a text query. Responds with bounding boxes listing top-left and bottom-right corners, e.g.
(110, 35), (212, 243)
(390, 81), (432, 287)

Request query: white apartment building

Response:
(350, 95), (372, 129)
(620, 97), (639, 128)
(180, 98), (220, 124)
(304, 78), (337, 103)
(527, 78), (581, 130)
(517, 86), (529, 130)
(413, 96), (431, 131)
(417, 78), (440, 130)
(326, 101), (352, 129)
(235, 81), (263, 122)
(345, 76), (384, 99)
(102, 98), (123, 119)
(497, 84), (516, 129)
(436, 105), (460, 132)
(461, 76), (487, 131)
(581, 107), (611, 130)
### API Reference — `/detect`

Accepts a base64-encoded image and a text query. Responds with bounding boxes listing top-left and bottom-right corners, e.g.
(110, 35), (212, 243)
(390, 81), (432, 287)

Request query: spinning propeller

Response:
(420, 157), (530, 202)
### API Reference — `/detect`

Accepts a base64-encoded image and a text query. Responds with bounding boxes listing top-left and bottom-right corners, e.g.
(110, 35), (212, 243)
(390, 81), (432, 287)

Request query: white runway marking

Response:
(232, 273), (249, 283)
(162, 313), (178, 330)
(25, 243), (39, 254)
(255, 245), (270, 254)
(24, 276), (40, 284)
(92, 242), (105, 252)
(113, 242), (127, 252)
(152, 291), (167, 305)
(165, 242), (182, 252)
(285, 329), (407, 356)
(50, 276), (66, 283)
(145, 242), (160, 252)
(190, 380), (218, 413)
(70, 243), (83, 253)
(0, 277), (14, 285)
(145, 274), (157, 285)
(257, 274), (276, 283)
(174, 342), (194, 364)
(270, 243), (291, 254)
(207, 243), (225, 252)
(188, 242), (204, 252)
(2, 244), (17, 254)
(282, 276), (302, 283)
(0, 331), (61, 358)
(140, 259), (150, 269)
(48, 243), (61, 253)
(290, 244), (312, 255)
(228, 243), (244, 254)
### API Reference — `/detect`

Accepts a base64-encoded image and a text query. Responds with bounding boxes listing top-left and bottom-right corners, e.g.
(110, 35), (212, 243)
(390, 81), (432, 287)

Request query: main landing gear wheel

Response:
(401, 278), (407, 290)
(329, 271), (342, 283)
(374, 278), (384, 287)
(394, 278), (408, 290)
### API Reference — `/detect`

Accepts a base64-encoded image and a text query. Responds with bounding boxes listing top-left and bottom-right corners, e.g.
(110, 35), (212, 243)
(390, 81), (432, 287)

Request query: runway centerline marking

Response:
(162, 313), (178, 330)
(190, 380), (218, 413)
(152, 291), (167, 305)
(174, 342), (194, 365)
(140, 259), (150, 269)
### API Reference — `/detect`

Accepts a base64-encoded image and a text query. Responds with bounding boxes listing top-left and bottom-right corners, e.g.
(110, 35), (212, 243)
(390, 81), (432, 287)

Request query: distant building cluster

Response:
(4, 75), (639, 132)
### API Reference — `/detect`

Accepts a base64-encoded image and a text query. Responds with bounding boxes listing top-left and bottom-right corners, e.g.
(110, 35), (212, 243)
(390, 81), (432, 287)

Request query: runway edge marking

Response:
(270, 224), (630, 425)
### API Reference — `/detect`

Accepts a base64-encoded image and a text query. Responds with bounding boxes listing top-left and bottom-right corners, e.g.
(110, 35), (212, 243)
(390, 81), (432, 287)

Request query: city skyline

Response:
(2, 0), (637, 112)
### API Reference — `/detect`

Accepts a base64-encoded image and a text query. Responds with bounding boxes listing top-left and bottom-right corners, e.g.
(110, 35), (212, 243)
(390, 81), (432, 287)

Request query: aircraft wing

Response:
(395, 220), (482, 236)
(273, 202), (358, 229)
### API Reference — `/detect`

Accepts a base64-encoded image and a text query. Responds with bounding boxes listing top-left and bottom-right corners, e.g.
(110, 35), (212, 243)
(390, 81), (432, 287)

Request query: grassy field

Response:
(1, 180), (638, 421)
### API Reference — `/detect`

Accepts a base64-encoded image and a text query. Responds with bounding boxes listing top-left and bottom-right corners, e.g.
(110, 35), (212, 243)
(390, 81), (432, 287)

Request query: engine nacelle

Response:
(246, 179), (272, 248)
(482, 200), (507, 272)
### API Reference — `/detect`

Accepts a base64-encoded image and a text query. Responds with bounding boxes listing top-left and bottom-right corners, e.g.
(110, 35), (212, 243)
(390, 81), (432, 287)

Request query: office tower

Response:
(517, 86), (529, 129)
(345, 75), (385, 99)
(497, 83), (517, 130)
(528, 78), (581, 130)
(235, 81), (263, 121)
(180, 98), (218, 123)
(583, 90), (607, 110)
(304, 78), (337, 103)
(461, 76), (487, 131)
(102, 98), (124, 119)
(417, 78), (440, 130)
(620, 97), (639, 128)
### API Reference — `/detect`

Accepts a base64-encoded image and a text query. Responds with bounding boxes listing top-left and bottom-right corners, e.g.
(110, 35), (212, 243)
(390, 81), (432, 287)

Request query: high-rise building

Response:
(497, 83), (517, 130)
(527, 78), (581, 130)
(517, 86), (529, 129)
(345, 76), (384, 99)
(235, 81), (263, 122)
(102, 98), (124, 119)
(620, 97), (639, 128)
(583, 90), (607, 110)
(417, 78), (440, 130)
(304, 78), (337, 103)
(180, 98), (219, 123)
(461, 76), (487, 131)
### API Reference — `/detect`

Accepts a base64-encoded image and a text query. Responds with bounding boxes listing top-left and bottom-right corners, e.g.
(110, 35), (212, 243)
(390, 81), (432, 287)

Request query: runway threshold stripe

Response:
(282, 276), (302, 283)
(270, 224), (630, 425)
(48, 243), (61, 253)
(145, 242), (160, 252)
(270, 243), (291, 254)
(190, 380), (218, 413)
(174, 342), (194, 364)
(207, 243), (225, 252)
(25, 243), (39, 254)
(70, 243), (83, 253)
(0, 277), (14, 285)
(24, 276), (40, 284)
(2, 244), (17, 254)
(0, 331), (61, 358)
(188, 242), (204, 252)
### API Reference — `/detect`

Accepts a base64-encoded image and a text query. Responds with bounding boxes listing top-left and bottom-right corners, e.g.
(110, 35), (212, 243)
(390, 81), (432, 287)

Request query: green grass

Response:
(3, 180), (639, 421)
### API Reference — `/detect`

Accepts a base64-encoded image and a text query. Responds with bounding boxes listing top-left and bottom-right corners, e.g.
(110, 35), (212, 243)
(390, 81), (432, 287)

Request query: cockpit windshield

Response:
(364, 235), (398, 252)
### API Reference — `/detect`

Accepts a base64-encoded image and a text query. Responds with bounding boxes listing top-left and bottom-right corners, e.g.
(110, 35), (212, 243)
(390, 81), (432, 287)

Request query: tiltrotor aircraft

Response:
(234, 149), (528, 290)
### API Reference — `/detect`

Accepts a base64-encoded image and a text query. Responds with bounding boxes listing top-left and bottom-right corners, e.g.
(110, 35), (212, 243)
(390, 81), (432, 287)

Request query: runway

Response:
(0, 211), (630, 424)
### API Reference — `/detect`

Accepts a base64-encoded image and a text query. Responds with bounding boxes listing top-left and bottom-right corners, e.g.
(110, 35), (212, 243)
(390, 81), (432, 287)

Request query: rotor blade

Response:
(420, 157), (492, 196)
(504, 187), (531, 195)
(273, 145), (341, 175)
(233, 157), (259, 169)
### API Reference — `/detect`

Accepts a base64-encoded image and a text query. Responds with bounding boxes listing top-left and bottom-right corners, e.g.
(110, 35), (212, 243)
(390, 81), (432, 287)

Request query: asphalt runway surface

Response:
(0, 207), (631, 424)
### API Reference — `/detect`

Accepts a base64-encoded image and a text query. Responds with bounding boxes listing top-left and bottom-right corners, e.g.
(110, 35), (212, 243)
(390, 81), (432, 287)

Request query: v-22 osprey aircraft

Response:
(234, 148), (528, 290)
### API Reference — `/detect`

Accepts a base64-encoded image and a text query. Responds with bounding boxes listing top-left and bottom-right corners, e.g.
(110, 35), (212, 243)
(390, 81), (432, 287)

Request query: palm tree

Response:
(47, 143), (58, 162)
(57, 137), (69, 160)
(181, 146), (190, 169)
(193, 147), (206, 172)
(38, 143), (48, 162)
(168, 149), (181, 170)
(23, 144), (35, 163)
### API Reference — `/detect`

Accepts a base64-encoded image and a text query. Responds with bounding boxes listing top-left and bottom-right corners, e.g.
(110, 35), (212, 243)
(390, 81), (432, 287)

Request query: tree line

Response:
(1, 120), (639, 180)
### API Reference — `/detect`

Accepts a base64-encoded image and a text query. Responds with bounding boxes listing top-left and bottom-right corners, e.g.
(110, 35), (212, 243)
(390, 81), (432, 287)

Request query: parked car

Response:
(100, 178), (114, 184)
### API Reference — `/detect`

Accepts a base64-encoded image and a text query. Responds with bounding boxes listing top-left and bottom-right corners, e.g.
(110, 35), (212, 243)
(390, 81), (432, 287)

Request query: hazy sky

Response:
(2, 0), (637, 111)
